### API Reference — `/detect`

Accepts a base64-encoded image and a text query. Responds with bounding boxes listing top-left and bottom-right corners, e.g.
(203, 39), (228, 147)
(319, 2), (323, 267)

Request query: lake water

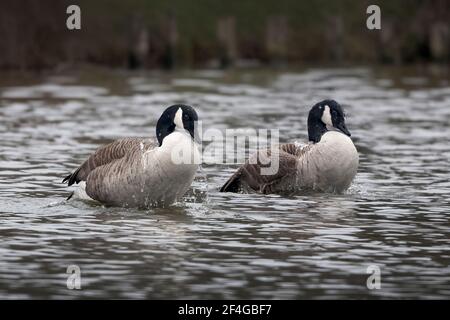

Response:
(0, 67), (449, 299)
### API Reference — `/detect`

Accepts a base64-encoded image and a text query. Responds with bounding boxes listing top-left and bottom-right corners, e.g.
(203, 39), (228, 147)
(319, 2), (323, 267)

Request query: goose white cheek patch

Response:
(174, 108), (184, 129)
(321, 105), (333, 127)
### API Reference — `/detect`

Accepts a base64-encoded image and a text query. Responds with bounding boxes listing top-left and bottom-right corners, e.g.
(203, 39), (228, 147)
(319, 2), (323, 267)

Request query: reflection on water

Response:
(0, 68), (449, 299)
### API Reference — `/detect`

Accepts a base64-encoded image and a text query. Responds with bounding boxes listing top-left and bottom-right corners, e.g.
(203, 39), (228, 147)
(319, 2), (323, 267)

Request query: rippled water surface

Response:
(1, 67), (449, 299)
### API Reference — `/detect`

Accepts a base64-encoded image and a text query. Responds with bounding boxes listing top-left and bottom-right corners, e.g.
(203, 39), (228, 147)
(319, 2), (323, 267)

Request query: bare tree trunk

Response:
(217, 16), (237, 68)
(266, 16), (289, 65)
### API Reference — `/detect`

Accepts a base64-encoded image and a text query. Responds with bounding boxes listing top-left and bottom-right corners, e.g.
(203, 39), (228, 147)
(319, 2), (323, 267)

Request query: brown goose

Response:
(220, 100), (359, 194)
(63, 104), (200, 207)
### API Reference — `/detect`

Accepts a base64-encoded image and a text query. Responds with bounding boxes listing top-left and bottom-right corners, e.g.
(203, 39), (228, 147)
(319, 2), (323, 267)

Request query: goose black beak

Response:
(336, 123), (351, 137)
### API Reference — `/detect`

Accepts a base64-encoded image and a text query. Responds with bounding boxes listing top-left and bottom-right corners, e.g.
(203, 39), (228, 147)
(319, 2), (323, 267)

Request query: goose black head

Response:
(156, 104), (199, 146)
(307, 99), (351, 143)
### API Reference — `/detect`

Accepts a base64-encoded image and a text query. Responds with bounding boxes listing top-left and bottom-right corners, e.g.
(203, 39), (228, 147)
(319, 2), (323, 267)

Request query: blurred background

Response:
(0, 0), (448, 71)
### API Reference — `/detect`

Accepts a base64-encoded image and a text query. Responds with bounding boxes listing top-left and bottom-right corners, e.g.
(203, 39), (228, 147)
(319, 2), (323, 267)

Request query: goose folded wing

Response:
(62, 138), (151, 186)
(220, 143), (305, 193)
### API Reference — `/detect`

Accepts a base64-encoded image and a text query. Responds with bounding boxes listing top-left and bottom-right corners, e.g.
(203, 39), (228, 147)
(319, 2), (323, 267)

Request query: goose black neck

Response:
(308, 118), (327, 143)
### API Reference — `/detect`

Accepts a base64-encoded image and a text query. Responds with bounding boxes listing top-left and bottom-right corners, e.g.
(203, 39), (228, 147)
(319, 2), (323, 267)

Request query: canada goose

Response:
(63, 104), (200, 207)
(220, 100), (358, 194)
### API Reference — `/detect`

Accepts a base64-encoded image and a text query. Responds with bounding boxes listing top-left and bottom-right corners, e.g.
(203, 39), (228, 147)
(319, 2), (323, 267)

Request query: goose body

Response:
(220, 100), (359, 194)
(63, 105), (200, 207)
